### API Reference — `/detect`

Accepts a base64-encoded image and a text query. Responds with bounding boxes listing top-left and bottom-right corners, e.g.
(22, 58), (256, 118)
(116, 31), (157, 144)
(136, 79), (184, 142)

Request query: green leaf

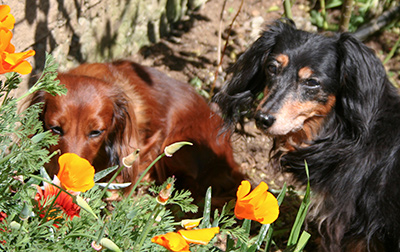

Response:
(225, 234), (236, 251)
(287, 161), (311, 247)
(30, 132), (48, 143)
(277, 182), (287, 206)
(293, 231), (311, 252)
(237, 219), (251, 249)
(248, 224), (270, 252)
(326, 0), (343, 9)
(199, 186), (212, 229)
(94, 165), (119, 182)
(75, 195), (98, 219)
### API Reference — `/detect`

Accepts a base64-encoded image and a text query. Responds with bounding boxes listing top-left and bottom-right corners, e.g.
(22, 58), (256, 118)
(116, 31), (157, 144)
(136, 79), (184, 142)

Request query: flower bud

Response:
(19, 201), (32, 221)
(164, 142), (193, 157)
(99, 238), (122, 252)
(156, 183), (173, 205)
(91, 240), (102, 251)
(122, 149), (140, 167)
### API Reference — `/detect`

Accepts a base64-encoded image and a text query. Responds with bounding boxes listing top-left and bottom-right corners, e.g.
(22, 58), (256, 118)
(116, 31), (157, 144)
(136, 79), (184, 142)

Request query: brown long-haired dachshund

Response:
(30, 60), (243, 203)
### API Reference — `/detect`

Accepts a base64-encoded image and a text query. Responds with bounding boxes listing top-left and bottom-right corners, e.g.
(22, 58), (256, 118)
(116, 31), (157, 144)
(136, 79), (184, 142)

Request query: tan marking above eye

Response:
(298, 67), (314, 79)
(276, 54), (289, 67)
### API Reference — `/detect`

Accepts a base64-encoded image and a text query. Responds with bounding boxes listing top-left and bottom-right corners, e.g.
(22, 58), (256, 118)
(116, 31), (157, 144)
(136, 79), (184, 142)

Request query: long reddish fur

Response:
(30, 60), (243, 202)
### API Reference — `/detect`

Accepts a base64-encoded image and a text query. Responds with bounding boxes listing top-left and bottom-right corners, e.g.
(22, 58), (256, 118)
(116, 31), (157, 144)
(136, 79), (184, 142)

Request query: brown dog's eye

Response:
(89, 130), (104, 138)
(50, 126), (63, 136)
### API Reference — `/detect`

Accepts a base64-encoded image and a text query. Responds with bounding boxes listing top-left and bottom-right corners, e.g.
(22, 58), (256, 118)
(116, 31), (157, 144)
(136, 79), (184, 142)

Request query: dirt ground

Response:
(132, 0), (399, 250)
(135, 0), (307, 190)
(134, 0), (400, 190)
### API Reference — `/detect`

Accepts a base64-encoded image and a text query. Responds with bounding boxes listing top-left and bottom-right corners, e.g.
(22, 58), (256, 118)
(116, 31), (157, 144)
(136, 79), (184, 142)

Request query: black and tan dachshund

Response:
(215, 19), (400, 252)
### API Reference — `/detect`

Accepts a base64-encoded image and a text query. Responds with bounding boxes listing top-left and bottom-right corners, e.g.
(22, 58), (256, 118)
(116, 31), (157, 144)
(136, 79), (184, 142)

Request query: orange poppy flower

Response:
(0, 4), (35, 75)
(57, 153), (95, 192)
(34, 178), (80, 225)
(0, 5), (15, 30)
(151, 232), (190, 252)
(234, 180), (279, 224)
(1, 49), (36, 75)
(152, 227), (220, 251)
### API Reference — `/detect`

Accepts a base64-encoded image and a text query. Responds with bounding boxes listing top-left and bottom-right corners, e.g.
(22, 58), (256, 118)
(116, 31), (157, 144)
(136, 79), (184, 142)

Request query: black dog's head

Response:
(215, 19), (389, 148)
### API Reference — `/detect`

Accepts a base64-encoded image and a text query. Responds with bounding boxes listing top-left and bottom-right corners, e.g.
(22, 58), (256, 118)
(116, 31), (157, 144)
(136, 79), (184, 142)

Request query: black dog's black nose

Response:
(255, 111), (275, 130)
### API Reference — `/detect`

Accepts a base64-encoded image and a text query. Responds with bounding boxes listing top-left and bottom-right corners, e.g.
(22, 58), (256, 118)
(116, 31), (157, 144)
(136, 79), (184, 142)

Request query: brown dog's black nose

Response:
(255, 111), (275, 130)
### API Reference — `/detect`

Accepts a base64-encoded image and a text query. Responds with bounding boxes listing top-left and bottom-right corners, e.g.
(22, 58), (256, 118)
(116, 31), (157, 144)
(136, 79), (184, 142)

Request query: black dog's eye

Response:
(50, 126), (63, 136)
(89, 130), (104, 138)
(266, 64), (278, 75)
(304, 79), (320, 88)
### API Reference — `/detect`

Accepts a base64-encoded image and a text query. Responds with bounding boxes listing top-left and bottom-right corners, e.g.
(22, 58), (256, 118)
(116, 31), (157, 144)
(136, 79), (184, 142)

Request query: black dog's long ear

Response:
(337, 33), (391, 133)
(214, 20), (296, 126)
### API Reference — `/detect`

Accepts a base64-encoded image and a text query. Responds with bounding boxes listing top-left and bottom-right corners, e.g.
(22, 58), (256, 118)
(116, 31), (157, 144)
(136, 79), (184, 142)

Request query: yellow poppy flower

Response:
(177, 227), (220, 245)
(234, 180), (279, 224)
(57, 153), (95, 192)
(151, 232), (190, 252)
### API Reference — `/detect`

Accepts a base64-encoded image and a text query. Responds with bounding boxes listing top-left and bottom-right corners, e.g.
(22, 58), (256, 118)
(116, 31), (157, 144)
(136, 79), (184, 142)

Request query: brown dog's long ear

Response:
(213, 19), (296, 127)
(104, 91), (140, 186)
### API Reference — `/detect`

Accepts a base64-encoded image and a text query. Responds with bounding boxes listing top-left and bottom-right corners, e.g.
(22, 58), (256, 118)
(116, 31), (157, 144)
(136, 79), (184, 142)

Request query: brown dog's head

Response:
(31, 73), (138, 183)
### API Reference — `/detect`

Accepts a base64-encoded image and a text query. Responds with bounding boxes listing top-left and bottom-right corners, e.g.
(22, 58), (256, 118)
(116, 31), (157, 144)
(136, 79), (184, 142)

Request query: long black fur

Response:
(214, 19), (400, 251)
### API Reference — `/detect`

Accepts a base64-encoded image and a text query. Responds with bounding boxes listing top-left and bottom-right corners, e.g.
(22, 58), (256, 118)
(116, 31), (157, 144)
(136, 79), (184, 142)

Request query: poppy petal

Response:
(151, 232), (190, 252)
(234, 180), (280, 225)
(178, 227), (220, 245)
(57, 153), (95, 192)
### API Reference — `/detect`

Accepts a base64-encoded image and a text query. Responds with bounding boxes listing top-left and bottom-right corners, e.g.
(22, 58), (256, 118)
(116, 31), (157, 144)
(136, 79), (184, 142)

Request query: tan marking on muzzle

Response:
(266, 95), (336, 137)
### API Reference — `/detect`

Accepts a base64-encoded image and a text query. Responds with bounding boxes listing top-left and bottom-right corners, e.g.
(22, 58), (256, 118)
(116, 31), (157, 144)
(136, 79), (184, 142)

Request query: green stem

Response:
(64, 233), (97, 240)
(127, 153), (166, 199)
(284, 0), (293, 19)
(96, 217), (109, 244)
(383, 36), (400, 65)
(320, 0), (329, 30)
(1, 72), (19, 106)
(99, 165), (126, 199)
(133, 203), (164, 251)
(29, 174), (75, 199)
(40, 189), (62, 225)
(0, 152), (14, 166)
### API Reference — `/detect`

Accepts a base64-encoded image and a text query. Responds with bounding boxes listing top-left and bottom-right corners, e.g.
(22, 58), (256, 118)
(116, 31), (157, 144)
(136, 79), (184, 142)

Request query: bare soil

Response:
(134, 0), (399, 189)
(133, 0), (399, 250)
